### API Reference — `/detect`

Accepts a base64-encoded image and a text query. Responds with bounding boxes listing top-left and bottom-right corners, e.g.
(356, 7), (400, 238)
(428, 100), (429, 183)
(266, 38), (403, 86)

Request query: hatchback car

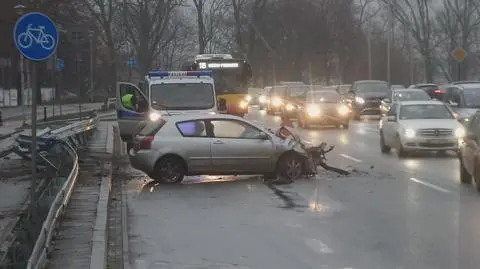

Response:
(379, 100), (465, 157)
(129, 114), (311, 183)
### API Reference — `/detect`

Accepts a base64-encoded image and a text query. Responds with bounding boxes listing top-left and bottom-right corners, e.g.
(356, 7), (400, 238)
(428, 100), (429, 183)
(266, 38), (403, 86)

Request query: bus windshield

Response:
(150, 83), (215, 110)
(212, 70), (248, 94)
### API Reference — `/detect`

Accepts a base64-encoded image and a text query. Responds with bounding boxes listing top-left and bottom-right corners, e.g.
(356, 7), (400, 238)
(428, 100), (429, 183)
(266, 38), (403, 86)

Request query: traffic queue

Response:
(115, 60), (480, 192)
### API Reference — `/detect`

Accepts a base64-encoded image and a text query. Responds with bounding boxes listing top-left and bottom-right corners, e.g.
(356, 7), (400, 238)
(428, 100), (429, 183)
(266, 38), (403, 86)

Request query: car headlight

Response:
(149, 112), (161, 122)
(306, 104), (321, 117)
(355, 96), (365, 104)
(404, 128), (415, 138)
(271, 97), (283, 106)
(455, 127), (465, 138)
(286, 103), (295, 111)
(245, 95), (252, 102)
(239, 100), (248, 109)
(259, 95), (267, 104)
(337, 104), (350, 116)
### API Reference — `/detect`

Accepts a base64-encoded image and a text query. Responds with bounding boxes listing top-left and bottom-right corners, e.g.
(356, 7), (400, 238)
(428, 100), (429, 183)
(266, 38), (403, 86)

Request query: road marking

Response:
(409, 177), (451, 193)
(305, 238), (334, 254)
(135, 259), (148, 269)
(339, 154), (362, 163)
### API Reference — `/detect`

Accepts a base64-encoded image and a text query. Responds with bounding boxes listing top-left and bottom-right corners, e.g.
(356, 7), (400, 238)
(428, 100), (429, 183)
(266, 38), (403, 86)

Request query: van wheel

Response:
(153, 156), (186, 184)
(380, 132), (391, 153)
(276, 153), (304, 181)
(460, 158), (472, 184)
(396, 135), (407, 158)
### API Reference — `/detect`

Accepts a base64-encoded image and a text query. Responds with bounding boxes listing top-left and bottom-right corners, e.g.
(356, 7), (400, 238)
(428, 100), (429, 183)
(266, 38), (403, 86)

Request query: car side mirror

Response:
(258, 132), (270, 140)
(218, 98), (227, 111)
(383, 98), (391, 103)
(448, 101), (459, 107)
(387, 115), (396, 122)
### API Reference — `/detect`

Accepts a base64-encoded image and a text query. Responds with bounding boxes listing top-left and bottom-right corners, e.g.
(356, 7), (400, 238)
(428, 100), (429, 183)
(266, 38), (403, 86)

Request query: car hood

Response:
(153, 109), (217, 116)
(357, 92), (389, 99)
(456, 108), (478, 119)
(398, 119), (462, 130)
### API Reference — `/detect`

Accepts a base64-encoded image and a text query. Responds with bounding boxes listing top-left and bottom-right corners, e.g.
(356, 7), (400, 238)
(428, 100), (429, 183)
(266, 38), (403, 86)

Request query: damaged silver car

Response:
(128, 114), (334, 184)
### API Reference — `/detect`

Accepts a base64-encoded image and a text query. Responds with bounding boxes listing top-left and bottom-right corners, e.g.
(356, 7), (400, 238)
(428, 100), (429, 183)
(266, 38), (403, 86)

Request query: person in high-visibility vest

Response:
(121, 89), (137, 111)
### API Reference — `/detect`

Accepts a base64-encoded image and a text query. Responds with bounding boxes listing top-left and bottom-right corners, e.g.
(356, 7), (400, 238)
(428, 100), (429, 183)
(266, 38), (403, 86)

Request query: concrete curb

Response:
(122, 186), (131, 269)
(89, 161), (112, 269)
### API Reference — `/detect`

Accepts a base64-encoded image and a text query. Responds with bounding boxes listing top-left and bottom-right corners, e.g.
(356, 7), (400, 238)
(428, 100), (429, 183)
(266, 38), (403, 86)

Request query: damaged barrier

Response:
(0, 113), (98, 269)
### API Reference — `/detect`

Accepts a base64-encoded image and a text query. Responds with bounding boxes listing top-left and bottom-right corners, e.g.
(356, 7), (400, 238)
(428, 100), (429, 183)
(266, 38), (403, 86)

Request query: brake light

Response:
(434, 89), (445, 94)
(140, 136), (155, 149)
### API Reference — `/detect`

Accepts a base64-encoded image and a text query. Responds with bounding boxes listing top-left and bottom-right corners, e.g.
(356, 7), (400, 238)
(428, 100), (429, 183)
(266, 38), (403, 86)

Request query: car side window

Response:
(176, 120), (207, 137)
(387, 104), (397, 116)
(210, 120), (262, 139)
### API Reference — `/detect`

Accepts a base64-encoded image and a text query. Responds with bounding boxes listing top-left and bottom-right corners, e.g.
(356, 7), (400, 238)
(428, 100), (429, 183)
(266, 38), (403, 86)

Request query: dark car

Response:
(266, 85), (287, 115)
(408, 83), (443, 100)
(458, 110), (480, 192)
(347, 80), (390, 120)
(443, 83), (480, 124)
(296, 90), (350, 129)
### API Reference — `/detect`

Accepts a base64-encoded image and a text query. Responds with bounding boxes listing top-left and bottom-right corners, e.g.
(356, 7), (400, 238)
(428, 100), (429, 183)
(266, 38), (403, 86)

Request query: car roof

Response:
(393, 88), (424, 92)
(454, 83), (480, 89)
(397, 100), (444, 106)
(162, 113), (245, 122)
(451, 81), (480, 85)
(355, 80), (387, 84)
(414, 83), (437, 87)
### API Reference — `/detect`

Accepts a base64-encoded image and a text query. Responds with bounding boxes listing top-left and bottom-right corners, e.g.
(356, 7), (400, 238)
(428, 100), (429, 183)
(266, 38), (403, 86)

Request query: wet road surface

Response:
(125, 107), (480, 269)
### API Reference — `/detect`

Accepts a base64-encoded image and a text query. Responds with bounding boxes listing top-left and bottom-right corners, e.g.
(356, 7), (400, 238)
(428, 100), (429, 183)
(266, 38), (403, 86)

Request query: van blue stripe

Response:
(118, 110), (144, 118)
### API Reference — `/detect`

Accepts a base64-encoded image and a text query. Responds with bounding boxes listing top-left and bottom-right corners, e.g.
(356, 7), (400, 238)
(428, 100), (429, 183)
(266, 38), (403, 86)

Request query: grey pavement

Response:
(123, 107), (480, 269)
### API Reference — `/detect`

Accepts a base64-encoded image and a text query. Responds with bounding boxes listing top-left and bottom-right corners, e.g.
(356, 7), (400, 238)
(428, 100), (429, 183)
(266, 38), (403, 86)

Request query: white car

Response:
(379, 100), (465, 157)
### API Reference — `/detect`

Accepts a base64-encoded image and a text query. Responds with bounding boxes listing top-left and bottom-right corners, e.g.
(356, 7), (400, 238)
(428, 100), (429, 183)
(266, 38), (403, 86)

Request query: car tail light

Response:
(434, 88), (445, 94)
(140, 136), (155, 149)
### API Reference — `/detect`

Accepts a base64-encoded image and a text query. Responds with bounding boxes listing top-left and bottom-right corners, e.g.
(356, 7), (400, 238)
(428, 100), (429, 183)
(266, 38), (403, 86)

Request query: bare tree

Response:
(80, 0), (125, 94)
(192, 0), (230, 54)
(383, 0), (439, 82)
(123, 0), (184, 76)
(443, 0), (480, 80)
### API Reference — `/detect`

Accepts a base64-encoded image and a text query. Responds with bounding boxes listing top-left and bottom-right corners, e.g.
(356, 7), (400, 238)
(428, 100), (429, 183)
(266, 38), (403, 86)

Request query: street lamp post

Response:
(88, 31), (94, 101)
(14, 4), (27, 126)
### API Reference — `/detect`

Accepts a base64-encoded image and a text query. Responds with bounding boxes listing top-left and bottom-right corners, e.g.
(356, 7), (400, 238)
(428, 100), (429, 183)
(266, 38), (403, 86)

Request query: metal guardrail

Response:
(0, 112), (99, 269)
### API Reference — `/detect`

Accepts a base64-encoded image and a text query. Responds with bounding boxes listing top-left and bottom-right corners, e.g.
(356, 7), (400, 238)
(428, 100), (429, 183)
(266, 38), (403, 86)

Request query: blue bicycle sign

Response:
(17, 24), (55, 50)
(13, 12), (58, 61)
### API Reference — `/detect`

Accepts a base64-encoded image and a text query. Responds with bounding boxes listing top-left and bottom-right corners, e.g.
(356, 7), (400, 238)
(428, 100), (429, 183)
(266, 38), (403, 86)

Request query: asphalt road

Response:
(124, 107), (480, 269)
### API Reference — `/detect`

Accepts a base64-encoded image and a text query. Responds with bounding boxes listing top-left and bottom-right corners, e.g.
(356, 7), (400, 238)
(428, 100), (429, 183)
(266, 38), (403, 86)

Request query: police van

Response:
(116, 70), (223, 142)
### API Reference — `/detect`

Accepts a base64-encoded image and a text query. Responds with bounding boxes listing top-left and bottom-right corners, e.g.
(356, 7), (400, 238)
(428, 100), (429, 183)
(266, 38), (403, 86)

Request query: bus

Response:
(182, 54), (253, 117)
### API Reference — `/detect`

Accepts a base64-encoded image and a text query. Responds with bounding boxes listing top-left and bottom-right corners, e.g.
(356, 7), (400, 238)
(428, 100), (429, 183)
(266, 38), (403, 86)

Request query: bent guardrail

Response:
(0, 113), (98, 269)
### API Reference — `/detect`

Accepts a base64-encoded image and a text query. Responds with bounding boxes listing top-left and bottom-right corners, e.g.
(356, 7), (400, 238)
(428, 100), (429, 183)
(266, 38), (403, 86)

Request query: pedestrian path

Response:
(45, 121), (115, 269)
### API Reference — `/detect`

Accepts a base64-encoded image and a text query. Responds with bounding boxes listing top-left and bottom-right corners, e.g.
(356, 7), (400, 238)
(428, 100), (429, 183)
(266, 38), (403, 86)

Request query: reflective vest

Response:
(122, 94), (134, 110)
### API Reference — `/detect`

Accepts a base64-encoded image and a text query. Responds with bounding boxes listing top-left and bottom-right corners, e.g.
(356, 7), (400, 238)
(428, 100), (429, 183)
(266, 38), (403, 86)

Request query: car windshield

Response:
(271, 86), (286, 96)
(399, 104), (454, 120)
(463, 88), (480, 108)
(150, 83), (215, 110)
(307, 91), (341, 103)
(357, 82), (389, 93)
(393, 91), (430, 102)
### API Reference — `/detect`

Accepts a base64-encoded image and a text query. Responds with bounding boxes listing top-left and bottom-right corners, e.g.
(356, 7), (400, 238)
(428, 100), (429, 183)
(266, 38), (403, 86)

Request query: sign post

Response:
(13, 12), (59, 215)
(451, 47), (467, 81)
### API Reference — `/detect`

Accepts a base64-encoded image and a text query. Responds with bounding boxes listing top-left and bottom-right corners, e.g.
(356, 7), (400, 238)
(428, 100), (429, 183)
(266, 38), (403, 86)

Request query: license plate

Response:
(427, 139), (449, 144)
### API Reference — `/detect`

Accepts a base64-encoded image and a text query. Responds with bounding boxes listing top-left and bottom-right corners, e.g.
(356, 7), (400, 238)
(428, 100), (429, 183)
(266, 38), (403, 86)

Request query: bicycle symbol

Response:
(17, 24), (55, 50)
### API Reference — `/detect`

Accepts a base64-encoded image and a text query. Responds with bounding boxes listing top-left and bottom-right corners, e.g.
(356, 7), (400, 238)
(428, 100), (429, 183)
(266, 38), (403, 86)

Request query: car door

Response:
(382, 104), (398, 145)
(116, 82), (150, 141)
(209, 119), (275, 173)
(445, 87), (461, 113)
(175, 120), (213, 173)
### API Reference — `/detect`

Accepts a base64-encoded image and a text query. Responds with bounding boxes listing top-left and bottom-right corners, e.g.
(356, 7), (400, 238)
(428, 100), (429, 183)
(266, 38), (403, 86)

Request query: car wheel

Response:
(473, 158), (480, 192)
(277, 152), (304, 181)
(342, 122), (349, 129)
(396, 135), (407, 158)
(353, 113), (361, 121)
(153, 156), (186, 184)
(380, 131), (391, 153)
(459, 157), (472, 184)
